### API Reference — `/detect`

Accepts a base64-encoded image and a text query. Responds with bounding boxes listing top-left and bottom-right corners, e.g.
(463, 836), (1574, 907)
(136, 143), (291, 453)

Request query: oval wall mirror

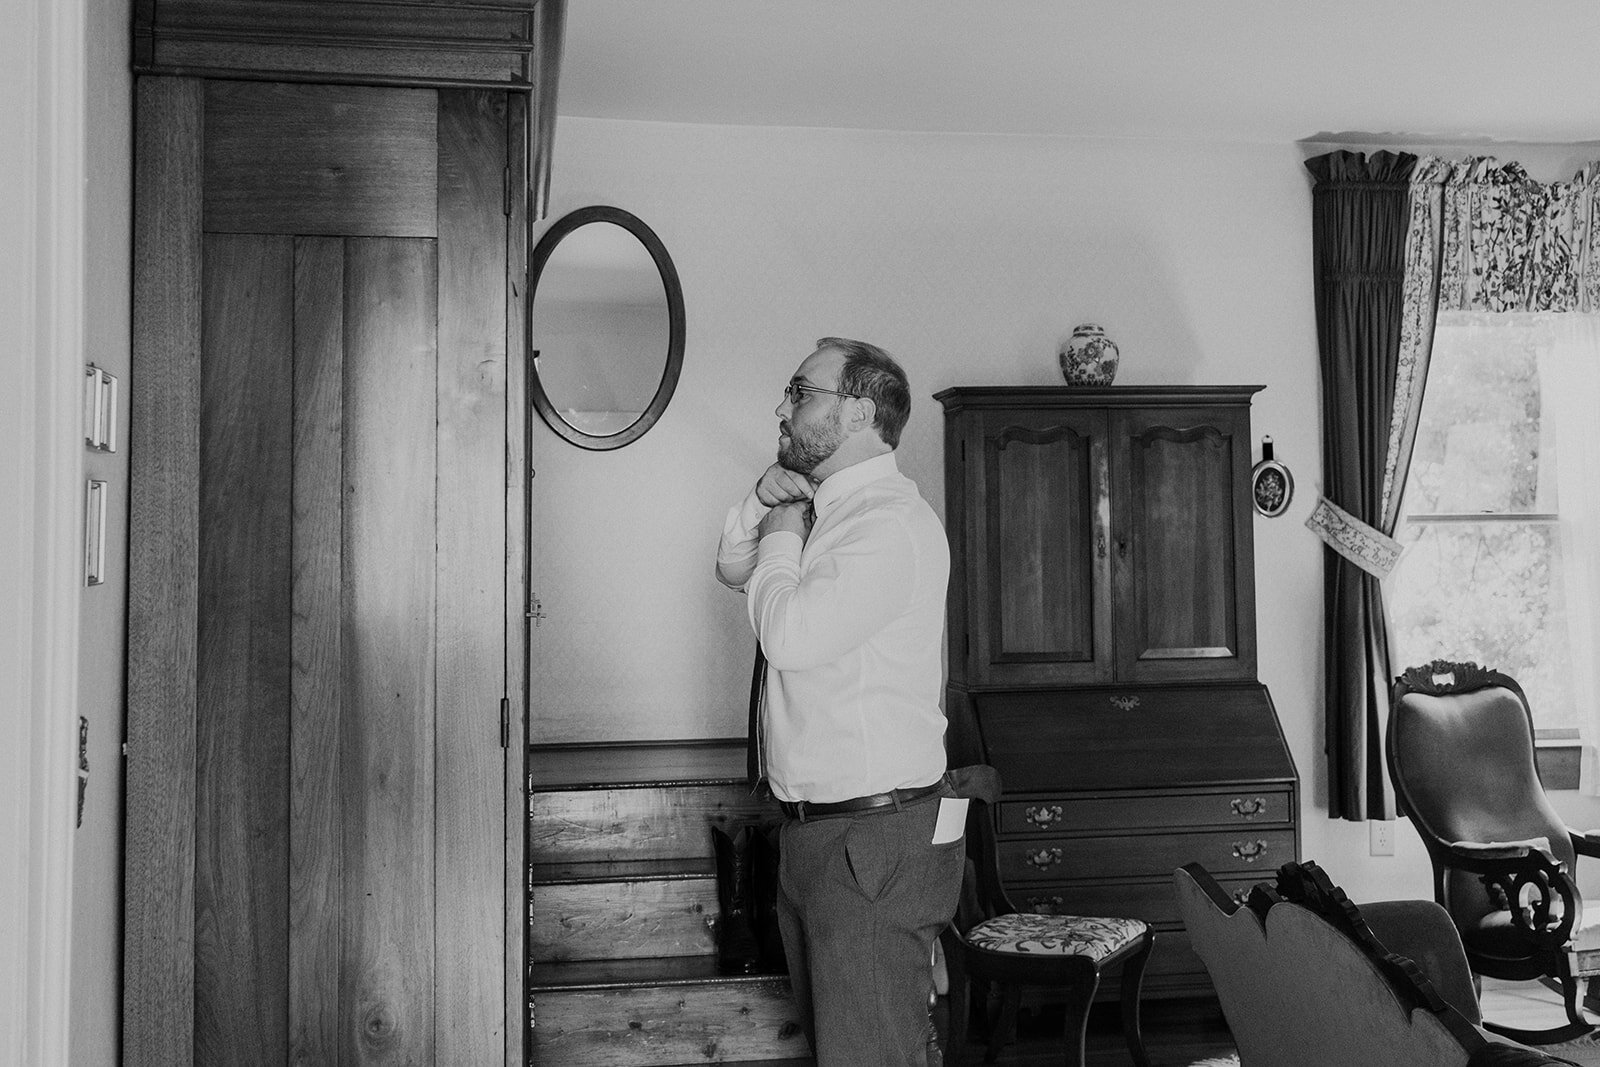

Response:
(528, 206), (685, 450)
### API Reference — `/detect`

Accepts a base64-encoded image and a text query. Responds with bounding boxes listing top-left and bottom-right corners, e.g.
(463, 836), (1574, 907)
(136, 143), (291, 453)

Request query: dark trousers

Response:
(776, 787), (965, 1066)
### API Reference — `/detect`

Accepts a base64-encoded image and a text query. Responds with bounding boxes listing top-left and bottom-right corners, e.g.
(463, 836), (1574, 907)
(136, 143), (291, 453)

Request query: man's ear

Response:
(847, 396), (877, 433)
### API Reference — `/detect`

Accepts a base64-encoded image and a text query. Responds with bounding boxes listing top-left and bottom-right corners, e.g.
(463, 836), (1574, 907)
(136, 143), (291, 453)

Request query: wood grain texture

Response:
(125, 74), (204, 1067)
(530, 980), (807, 1067)
(289, 236), (345, 1066)
(503, 90), (531, 1067)
(434, 89), (508, 1065)
(195, 233), (295, 1064)
(997, 829), (1297, 884)
(528, 784), (776, 863)
(160, 39), (530, 88)
(342, 238), (438, 1064)
(204, 81), (438, 237)
(529, 877), (717, 962)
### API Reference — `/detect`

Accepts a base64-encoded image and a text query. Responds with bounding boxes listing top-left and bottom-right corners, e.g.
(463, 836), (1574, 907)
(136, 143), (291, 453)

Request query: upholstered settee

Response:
(1174, 861), (1579, 1067)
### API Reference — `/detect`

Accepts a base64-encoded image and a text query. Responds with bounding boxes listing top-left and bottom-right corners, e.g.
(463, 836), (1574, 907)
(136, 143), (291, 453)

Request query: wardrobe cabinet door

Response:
(1110, 406), (1256, 683)
(964, 408), (1114, 686)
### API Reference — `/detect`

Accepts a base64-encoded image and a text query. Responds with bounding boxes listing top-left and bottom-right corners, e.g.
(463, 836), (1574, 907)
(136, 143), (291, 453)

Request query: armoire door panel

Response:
(342, 237), (440, 1064)
(434, 89), (510, 1064)
(977, 410), (1111, 685)
(288, 235), (346, 1065)
(204, 81), (439, 238)
(1113, 407), (1254, 682)
(195, 233), (295, 1063)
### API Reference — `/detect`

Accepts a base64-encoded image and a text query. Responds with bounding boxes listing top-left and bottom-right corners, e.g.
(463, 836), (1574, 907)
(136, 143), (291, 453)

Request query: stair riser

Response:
(529, 783), (774, 863)
(531, 980), (808, 1066)
(531, 877), (718, 962)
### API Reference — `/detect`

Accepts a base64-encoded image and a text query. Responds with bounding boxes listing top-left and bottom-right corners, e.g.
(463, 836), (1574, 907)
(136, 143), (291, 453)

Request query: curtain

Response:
(1305, 150), (1418, 821)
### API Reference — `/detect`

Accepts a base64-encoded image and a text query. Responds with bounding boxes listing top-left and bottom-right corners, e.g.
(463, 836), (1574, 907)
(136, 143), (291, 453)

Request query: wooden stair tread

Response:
(528, 954), (789, 992)
(529, 739), (749, 790)
(528, 856), (714, 886)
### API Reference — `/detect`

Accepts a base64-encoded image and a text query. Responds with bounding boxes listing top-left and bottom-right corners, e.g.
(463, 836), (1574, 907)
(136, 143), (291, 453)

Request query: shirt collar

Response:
(811, 451), (898, 522)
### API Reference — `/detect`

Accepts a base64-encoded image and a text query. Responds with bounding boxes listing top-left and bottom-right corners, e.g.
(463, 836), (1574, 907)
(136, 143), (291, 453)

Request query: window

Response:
(1388, 312), (1600, 743)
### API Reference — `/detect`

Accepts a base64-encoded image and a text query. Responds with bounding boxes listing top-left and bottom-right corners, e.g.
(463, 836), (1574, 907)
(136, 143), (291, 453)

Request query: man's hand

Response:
(755, 463), (816, 507)
(759, 500), (813, 541)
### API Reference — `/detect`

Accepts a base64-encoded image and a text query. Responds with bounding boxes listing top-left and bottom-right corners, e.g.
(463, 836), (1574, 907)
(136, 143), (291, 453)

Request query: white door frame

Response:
(0, 0), (87, 1063)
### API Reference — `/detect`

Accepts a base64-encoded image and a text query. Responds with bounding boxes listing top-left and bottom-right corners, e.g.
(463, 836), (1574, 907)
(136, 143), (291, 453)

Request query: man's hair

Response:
(818, 336), (911, 448)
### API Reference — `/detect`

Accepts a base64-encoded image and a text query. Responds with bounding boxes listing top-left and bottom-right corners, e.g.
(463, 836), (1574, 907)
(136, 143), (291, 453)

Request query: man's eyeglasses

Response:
(783, 381), (862, 405)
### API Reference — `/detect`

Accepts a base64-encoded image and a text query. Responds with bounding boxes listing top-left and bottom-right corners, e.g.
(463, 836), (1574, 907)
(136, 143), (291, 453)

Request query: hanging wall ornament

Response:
(1251, 436), (1294, 517)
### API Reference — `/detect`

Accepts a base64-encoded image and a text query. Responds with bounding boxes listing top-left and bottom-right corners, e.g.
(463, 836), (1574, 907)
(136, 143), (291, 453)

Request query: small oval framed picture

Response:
(1251, 437), (1294, 518)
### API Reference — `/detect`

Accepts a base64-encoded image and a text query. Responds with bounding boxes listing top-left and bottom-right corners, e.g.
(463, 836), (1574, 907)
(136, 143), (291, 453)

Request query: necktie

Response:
(746, 644), (768, 796)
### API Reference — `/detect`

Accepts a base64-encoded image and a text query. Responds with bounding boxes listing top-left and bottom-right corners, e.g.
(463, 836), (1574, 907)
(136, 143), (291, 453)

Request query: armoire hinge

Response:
(499, 697), (510, 748)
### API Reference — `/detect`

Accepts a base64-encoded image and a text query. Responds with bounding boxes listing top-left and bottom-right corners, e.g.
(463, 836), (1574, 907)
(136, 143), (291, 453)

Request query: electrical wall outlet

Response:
(1369, 819), (1396, 856)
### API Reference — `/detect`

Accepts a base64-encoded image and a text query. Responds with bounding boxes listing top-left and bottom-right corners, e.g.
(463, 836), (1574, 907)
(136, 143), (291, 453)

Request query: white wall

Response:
(530, 116), (1437, 903)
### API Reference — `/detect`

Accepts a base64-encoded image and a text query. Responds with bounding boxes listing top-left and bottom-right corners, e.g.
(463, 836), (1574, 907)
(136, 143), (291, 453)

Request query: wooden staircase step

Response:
(529, 956), (807, 1066)
(528, 856), (714, 886)
(530, 866), (719, 962)
(529, 738), (749, 790)
(530, 781), (777, 864)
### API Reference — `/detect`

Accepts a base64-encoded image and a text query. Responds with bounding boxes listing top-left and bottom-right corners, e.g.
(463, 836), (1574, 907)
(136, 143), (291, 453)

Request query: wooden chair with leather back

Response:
(940, 764), (1153, 1066)
(1388, 659), (1600, 1042)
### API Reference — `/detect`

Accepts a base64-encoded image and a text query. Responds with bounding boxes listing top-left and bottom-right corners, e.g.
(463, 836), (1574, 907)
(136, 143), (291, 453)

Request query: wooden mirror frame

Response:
(528, 205), (685, 451)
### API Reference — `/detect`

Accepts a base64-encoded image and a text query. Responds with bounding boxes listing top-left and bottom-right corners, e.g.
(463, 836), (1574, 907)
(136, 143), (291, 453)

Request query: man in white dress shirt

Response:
(716, 337), (962, 1065)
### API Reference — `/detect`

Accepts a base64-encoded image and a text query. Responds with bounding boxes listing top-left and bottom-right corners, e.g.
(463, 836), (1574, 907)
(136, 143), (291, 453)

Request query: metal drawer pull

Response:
(1026, 895), (1065, 912)
(1025, 847), (1064, 870)
(1231, 888), (1251, 906)
(1024, 804), (1064, 828)
(1231, 839), (1268, 863)
(1230, 796), (1268, 819)
(1109, 695), (1140, 711)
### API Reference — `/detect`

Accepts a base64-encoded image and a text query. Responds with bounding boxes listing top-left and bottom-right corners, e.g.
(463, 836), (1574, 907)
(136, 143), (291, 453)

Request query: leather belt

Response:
(778, 781), (944, 822)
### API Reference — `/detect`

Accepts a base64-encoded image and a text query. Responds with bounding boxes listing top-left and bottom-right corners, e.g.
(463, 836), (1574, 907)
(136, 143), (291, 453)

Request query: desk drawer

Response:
(1000, 789), (1291, 835)
(1014, 875), (1260, 924)
(999, 828), (1294, 882)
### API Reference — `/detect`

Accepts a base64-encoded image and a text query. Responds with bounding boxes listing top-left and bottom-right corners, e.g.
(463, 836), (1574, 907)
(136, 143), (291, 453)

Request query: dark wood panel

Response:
(342, 238), (438, 1064)
(288, 235), (345, 1065)
(998, 829), (1296, 884)
(435, 89), (508, 1064)
(125, 74), (205, 1067)
(969, 408), (1111, 687)
(204, 81), (438, 237)
(195, 233), (294, 1064)
(1014, 875), (1261, 924)
(1114, 405), (1256, 682)
(157, 0), (532, 40)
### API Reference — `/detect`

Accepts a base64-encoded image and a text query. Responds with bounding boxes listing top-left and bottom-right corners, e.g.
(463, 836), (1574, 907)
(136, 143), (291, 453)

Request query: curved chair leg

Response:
(1058, 969), (1101, 1067)
(1119, 932), (1155, 1067)
(984, 984), (1021, 1063)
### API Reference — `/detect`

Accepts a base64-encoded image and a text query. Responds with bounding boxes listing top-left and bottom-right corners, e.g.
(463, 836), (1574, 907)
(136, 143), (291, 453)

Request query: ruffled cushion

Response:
(967, 912), (1148, 961)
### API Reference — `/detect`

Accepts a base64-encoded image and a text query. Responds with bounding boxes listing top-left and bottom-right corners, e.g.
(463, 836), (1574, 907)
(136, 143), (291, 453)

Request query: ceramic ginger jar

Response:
(1059, 323), (1120, 386)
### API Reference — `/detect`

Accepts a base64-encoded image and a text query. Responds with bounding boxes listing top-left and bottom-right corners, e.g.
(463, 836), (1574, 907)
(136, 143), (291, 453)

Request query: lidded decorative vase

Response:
(1059, 323), (1120, 386)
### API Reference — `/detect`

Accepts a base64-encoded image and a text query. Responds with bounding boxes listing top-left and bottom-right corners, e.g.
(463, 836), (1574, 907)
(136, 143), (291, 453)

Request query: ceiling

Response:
(559, 1), (1600, 145)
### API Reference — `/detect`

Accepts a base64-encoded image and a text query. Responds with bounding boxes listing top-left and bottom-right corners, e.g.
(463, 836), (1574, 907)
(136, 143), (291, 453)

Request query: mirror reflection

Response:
(529, 207), (684, 448)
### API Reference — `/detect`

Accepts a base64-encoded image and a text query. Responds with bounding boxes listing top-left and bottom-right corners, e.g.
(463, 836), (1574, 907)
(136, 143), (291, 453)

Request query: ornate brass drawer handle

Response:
(1230, 796), (1268, 819)
(1109, 695), (1140, 712)
(1231, 839), (1268, 863)
(1025, 847), (1064, 870)
(1024, 804), (1064, 828)
(1026, 894), (1064, 912)
(1231, 888), (1251, 907)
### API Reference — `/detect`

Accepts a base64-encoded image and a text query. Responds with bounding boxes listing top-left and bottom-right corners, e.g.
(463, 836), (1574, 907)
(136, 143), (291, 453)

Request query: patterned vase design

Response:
(1059, 323), (1120, 386)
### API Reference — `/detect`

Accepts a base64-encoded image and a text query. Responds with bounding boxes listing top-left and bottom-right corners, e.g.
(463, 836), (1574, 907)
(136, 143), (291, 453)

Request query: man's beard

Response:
(778, 407), (844, 475)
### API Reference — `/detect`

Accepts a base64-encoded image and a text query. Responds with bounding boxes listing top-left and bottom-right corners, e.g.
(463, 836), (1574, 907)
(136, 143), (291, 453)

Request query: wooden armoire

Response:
(122, 4), (561, 1063)
(935, 386), (1299, 997)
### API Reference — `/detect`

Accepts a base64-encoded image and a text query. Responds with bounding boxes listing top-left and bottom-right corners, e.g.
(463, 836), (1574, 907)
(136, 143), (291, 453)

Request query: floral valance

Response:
(1421, 157), (1600, 313)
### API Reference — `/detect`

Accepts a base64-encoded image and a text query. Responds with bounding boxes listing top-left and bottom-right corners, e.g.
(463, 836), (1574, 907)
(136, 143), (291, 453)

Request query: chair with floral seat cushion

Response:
(1389, 659), (1600, 1043)
(939, 765), (1153, 1066)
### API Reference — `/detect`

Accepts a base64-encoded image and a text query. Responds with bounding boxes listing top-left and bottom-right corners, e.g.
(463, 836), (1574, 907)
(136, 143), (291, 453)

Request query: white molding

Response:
(1, 0), (87, 1063)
